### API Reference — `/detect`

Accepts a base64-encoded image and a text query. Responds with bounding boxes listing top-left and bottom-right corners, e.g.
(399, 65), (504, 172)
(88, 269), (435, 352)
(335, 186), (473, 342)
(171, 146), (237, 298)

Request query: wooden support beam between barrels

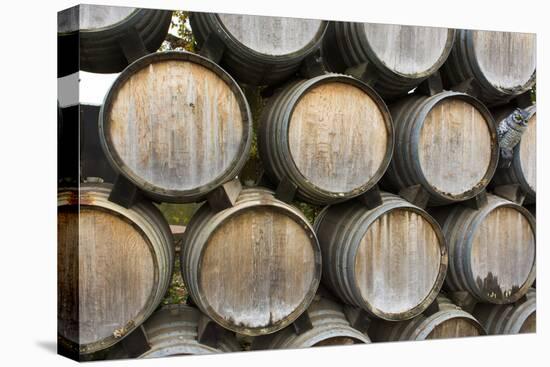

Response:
(206, 178), (243, 212)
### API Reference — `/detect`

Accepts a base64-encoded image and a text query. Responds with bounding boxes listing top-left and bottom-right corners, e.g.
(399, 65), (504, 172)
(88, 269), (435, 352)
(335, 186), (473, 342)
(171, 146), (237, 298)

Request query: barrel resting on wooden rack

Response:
(314, 192), (448, 321)
(109, 305), (241, 359)
(190, 12), (328, 86)
(57, 184), (174, 355)
(430, 194), (536, 304)
(490, 105), (536, 203)
(381, 91), (499, 206)
(473, 288), (536, 335)
(441, 29), (536, 106)
(181, 187), (322, 336)
(369, 295), (486, 341)
(252, 296), (370, 349)
(99, 51), (252, 203)
(57, 4), (172, 73)
(259, 73), (394, 205)
(322, 21), (455, 99)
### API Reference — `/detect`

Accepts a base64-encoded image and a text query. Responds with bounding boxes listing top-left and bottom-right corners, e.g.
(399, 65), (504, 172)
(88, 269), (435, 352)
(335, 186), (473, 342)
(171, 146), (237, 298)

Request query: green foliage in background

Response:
(160, 11), (196, 52)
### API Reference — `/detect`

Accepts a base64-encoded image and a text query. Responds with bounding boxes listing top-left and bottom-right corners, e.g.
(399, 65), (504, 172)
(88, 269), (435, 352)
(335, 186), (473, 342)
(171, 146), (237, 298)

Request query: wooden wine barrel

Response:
(57, 4), (172, 73)
(99, 51), (252, 203)
(430, 194), (536, 304)
(110, 305), (241, 358)
(441, 30), (536, 106)
(314, 192), (448, 321)
(57, 184), (174, 354)
(382, 91), (499, 205)
(259, 74), (394, 205)
(190, 12), (328, 86)
(473, 288), (536, 334)
(181, 187), (322, 335)
(323, 22), (455, 99)
(252, 296), (370, 349)
(490, 105), (536, 203)
(370, 295), (485, 341)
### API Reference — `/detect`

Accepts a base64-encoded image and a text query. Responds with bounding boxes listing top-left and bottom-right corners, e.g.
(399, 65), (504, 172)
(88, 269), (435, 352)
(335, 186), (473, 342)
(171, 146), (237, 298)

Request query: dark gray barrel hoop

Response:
(462, 30), (536, 99)
(59, 185), (172, 354)
(343, 196), (447, 320)
(99, 51), (252, 203)
(460, 200), (536, 303)
(406, 92), (498, 204)
(441, 207), (471, 292)
(270, 74), (394, 203)
(186, 196), (321, 335)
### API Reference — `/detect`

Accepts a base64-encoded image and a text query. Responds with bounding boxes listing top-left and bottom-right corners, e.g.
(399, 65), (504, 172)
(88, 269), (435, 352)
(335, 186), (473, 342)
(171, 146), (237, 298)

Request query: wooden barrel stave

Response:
(190, 12), (328, 86)
(58, 5), (172, 73)
(381, 91), (499, 205)
(252, 297), (370, 349)
(99, 51), (252, 203)
(441, 30), (536, 106)
(57, 184), (174, 354)
(181, 187), (322, 335)
(473, 289), (536, 335)
(430, 194), (536, 304)
(370, 295), (486, 341)
(314, 192), (448, 321)
(323, 21), (455, 99)
(259, 73), (394, 205)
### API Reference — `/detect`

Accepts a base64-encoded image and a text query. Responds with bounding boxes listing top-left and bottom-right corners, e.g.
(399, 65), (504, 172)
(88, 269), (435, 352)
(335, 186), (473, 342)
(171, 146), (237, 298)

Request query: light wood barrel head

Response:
(105, 58), (245, 194)
(471, 206), (535, 301)
(217, 13), (323, 56)
(426, 318), (483, 339)
(419, 98), (493, 197)
(58, 206), (156, 348)
(313, 336), (361, 346)
(363, 23), (451, 76)
(519, 311), (536, 333)
(58, 4), (137, 33)
(519, 113), (536, 192)
(471, 30), (536, 90)
(354, 208), (442, 317)
(199, 206), (318, 334)
(288, 81), (389, 193)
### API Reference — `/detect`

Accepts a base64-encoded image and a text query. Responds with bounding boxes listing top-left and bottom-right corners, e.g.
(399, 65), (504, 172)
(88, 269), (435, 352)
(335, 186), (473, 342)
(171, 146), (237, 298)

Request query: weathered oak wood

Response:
(314, 192), (447, 320)
(57, 184), (174, 354)
(473, 288), (536, 335)
(430, 194), (536, 304)
(260, 74), (393, 205)
(382, 91), (499, 206)
(251, 297), (370, 349)
(191, 12), (328, 85)
(100, 52), (252, 203)
(442, 30), (536, 105)
(324, 22), (455, 98)
(369, 295), (485, 341)
(181, 188), (321, 336)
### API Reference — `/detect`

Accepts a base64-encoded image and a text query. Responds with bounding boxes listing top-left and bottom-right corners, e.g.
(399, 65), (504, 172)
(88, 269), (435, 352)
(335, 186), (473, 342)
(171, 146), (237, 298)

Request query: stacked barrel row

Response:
(57, 4), (536, 361)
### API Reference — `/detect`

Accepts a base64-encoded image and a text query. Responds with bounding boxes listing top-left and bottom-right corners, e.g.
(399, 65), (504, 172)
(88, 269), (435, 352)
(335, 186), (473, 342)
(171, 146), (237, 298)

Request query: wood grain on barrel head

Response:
(58, 5), (137, 33)
(107, 60), (244, 191)
(217, 14), (323, 55)
(419, 98), (492, 196)
(472, 31), (536, 90)
(363, 24), (450, 76)
(354, 208), (441, 315)
(288, 82), (388, 193)
(199, 206), (316, 329)
(426, 318), (483, 339)
(471, 206), (535, 300)
(519, 312), (536, 333)
(75, 207), (155, 345)
(519, 113), (536, 191)
(58, 207), (79, 344)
